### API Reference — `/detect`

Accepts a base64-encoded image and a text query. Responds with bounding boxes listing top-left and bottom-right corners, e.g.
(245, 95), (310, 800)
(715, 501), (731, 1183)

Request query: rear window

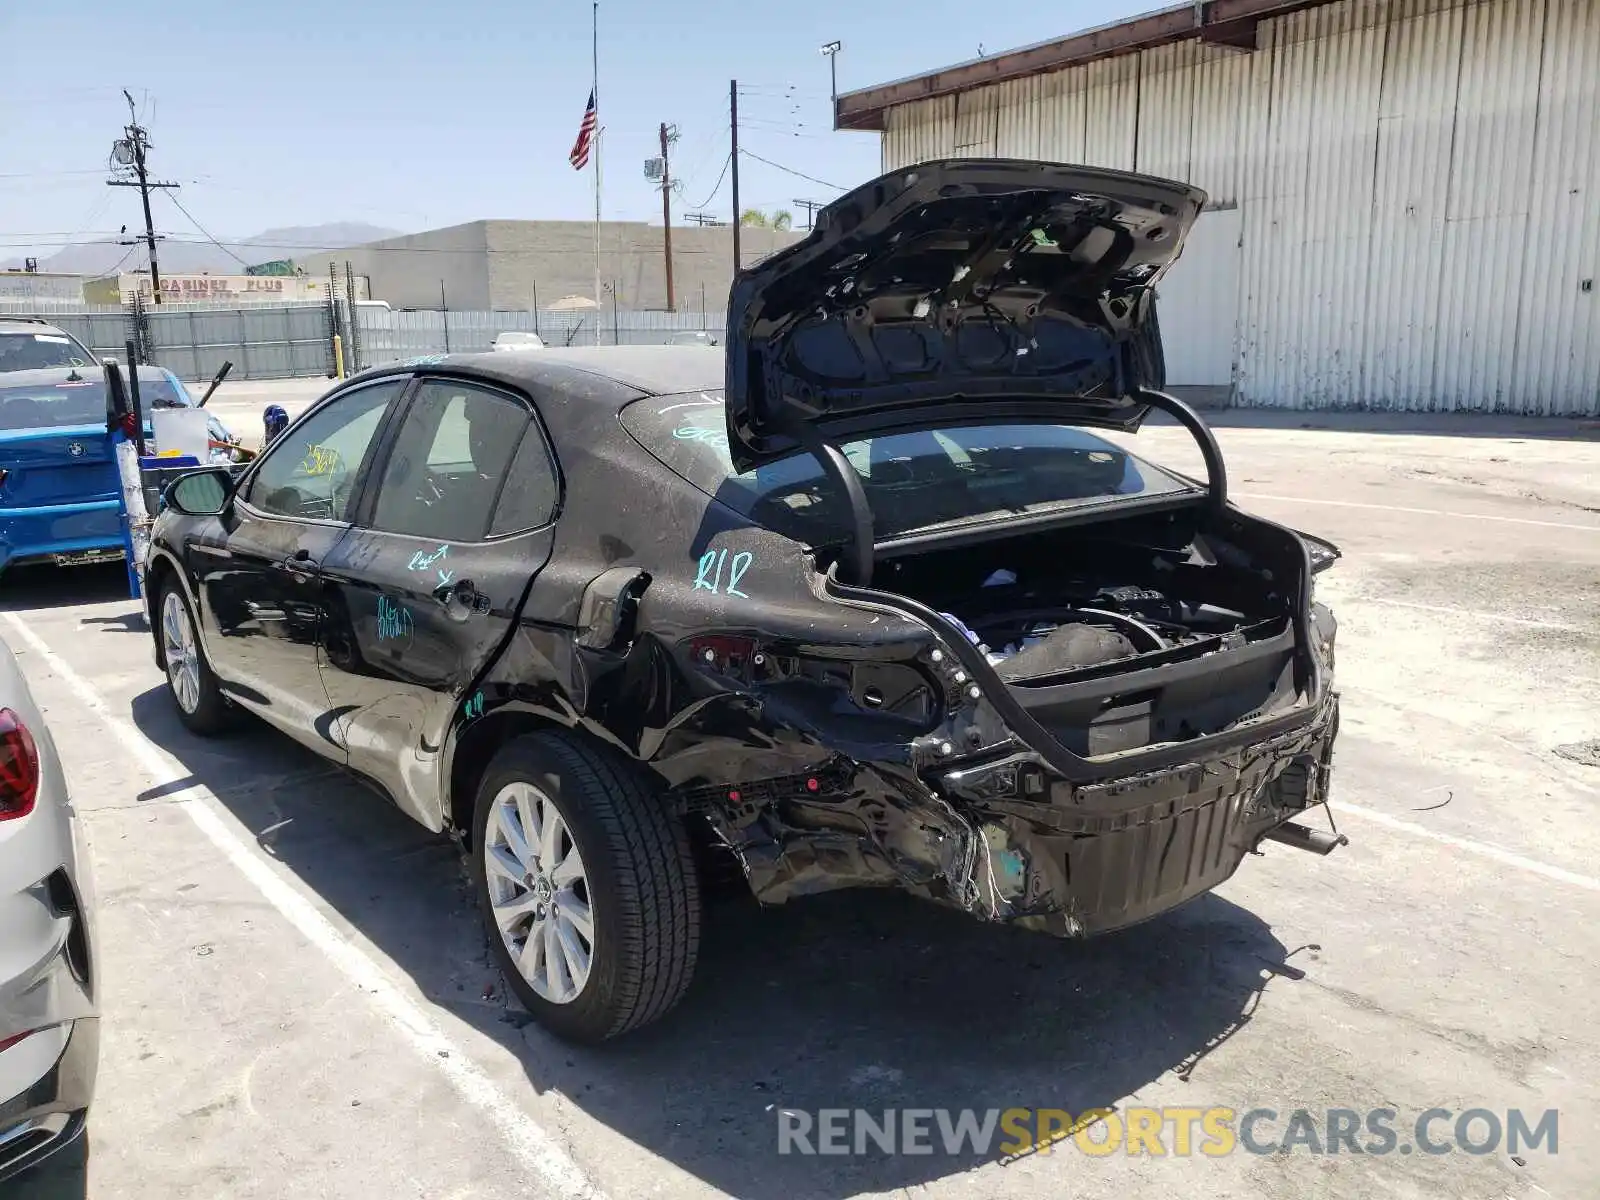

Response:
(620, 392), (1197, 543)
(0, 330), (94, 372)
(0, 373), (194, 431)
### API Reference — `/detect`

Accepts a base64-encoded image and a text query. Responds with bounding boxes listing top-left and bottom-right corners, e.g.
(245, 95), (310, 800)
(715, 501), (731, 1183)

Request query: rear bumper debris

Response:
(688, 693), (1342, 938)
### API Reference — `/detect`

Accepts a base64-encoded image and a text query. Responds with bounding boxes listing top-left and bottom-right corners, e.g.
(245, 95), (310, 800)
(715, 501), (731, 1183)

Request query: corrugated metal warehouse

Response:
(837, 0), (1600, 415)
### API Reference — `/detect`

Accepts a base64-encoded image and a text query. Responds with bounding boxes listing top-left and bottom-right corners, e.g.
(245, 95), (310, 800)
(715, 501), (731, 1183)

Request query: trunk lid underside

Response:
(723, 159), (1208, 471)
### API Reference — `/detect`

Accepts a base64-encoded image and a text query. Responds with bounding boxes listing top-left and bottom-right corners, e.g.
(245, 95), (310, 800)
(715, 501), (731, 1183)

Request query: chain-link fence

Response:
(351, 307), (726, 370)
(3, 296), (727, 380)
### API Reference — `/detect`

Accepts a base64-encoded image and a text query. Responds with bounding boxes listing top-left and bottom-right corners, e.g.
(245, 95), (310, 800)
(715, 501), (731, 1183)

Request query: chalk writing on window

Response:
(464, 691), (485, 719)
(300, 444), (342, 477)
(693, 548), (753, 598)
(673, 425), (730, 450)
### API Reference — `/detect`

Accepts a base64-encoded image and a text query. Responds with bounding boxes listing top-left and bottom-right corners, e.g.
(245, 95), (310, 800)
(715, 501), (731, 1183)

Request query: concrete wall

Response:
(485, 221), (802, 314)
(301, 220), (803, 316)
(300, 222), (492, 311)
(875, 0), (1600, 416)
(0, 271), (86, 302)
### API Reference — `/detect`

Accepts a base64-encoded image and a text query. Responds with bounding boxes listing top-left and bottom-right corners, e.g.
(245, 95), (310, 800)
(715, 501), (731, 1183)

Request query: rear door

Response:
(190, 378), (408, 753)
(315, 376), (561, 828)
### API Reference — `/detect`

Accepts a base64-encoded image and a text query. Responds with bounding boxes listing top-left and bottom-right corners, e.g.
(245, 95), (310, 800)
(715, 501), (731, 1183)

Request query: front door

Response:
(195, 378), (408, 756)
(315, 376), (561, 828)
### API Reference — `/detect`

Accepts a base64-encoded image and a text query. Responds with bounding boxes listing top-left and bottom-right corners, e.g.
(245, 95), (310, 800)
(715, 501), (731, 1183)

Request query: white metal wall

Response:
(878, 0), (1600, 414)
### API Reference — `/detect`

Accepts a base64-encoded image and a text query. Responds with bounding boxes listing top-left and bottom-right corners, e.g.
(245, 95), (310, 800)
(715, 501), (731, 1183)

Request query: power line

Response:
(689, 152), (733, 209)
(163, 190), (253, 269)
(737, 149), (843, 192)
(0, 170), (111, 180)
(90, 243), (143, 280)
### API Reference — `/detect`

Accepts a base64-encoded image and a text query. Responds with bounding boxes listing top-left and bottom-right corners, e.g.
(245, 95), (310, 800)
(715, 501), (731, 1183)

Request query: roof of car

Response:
(367, 345), (726, 401)
(0, 317), (71, 335)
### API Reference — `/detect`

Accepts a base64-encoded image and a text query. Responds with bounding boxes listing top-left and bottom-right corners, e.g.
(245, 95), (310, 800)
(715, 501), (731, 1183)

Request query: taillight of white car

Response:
(0, 707), (40, 821)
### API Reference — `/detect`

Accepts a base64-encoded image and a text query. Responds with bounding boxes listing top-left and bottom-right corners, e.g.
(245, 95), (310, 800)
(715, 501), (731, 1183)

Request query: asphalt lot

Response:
(3, 398), (1598, 1199)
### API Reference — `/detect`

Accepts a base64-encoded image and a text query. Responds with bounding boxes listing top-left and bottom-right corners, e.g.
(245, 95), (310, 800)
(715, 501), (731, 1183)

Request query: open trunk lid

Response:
(723, 158), (1208, 471)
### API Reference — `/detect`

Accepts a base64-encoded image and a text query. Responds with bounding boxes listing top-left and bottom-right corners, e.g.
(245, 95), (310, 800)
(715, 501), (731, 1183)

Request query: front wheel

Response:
(471, 731), (701, 1043)
(158, 582), (231, 735)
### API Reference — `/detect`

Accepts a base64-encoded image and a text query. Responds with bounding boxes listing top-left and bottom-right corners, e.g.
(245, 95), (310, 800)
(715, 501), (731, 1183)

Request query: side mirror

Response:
(165, 467), (235, 517)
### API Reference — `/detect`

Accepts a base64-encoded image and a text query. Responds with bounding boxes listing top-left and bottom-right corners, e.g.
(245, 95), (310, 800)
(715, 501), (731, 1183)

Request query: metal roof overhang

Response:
(835, 0), (1338, 131)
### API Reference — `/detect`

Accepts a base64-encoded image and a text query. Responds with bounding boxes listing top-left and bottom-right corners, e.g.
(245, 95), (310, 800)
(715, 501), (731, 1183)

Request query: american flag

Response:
(568, 89), (597, 170)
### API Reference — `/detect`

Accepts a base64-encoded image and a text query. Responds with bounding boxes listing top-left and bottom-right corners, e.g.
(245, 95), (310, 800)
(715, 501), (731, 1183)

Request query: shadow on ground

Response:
(127, 686), (1309, 1197)
(1148, 407), (1599, 441)
(0, 563), (142, 625)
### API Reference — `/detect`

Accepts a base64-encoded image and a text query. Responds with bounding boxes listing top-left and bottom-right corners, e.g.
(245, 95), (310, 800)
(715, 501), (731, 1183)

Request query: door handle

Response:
(281, 547), (318, 574)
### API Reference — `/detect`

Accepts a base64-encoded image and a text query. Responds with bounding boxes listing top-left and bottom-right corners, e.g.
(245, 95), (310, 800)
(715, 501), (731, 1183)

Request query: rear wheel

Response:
(159, 583), (231, 734)
(471, 731), (701, 1042)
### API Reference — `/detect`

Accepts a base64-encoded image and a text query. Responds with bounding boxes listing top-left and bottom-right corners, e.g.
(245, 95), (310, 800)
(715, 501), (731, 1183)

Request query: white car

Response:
(0, 636), (97, 1181)
(491, 331), (545, 352)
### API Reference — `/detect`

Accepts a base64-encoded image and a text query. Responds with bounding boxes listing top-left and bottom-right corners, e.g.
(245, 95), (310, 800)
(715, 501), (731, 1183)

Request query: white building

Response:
(837, 0), (1600, 415)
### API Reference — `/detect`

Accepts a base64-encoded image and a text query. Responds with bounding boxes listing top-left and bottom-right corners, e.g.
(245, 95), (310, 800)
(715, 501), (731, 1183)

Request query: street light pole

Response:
(820, 41), (842, 115)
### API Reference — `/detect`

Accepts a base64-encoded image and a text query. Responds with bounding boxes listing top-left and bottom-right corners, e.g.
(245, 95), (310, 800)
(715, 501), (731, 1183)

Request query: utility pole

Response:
(107, 90), (179, 304)
(730, 80), (741, 275)
(792, 199), (825, 230)
(659, 122), (677, 311)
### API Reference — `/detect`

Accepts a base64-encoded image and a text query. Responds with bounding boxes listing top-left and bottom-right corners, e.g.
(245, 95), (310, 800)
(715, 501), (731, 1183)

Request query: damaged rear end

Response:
(657, 158), (1344, 935)
(822, 485), (1344, 936)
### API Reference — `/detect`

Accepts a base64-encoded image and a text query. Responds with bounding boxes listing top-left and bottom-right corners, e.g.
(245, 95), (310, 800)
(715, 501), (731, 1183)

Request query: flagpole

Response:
(592, 0), (603, 345)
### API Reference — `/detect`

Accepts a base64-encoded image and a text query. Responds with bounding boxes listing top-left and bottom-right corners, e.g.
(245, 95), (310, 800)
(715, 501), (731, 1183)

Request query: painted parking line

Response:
(1353, 596), (1588, 632)
(0, 611), (606, 1200)
(1335, 801), (1600, 893)
(1233, 492), (1600, 533)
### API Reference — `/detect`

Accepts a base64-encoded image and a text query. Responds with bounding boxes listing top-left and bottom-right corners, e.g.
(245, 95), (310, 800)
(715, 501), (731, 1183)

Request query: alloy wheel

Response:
(162, 591), (201, 715)
(483, 781), (594, 1004)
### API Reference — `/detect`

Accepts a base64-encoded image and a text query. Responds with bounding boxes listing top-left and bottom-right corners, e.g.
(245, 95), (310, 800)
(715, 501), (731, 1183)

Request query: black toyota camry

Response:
(146, 160), (1344, 1043)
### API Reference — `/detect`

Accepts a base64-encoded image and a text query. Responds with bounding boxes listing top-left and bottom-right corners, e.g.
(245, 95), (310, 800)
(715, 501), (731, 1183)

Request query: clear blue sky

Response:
(2, 0), (1155, 258)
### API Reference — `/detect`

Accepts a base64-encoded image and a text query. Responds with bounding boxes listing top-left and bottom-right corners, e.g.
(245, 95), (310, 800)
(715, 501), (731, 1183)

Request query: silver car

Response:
(0, 636), (97, 1181)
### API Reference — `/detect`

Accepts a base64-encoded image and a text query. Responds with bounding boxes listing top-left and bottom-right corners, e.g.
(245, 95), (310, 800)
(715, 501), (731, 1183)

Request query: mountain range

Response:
(3, 223), (404, 277)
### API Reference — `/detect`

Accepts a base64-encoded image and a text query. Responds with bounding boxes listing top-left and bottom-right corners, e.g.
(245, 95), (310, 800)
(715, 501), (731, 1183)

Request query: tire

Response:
(471, 730), (701, 1043)
(157, 581), (232, 735)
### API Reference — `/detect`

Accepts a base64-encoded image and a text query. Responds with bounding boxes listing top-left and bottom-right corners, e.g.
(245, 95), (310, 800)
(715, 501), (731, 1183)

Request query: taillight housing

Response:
(0, 707), (40, 821)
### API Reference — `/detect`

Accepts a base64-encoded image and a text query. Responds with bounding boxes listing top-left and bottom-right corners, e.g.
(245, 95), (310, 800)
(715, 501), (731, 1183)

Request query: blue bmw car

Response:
(0, 364), (240, 576)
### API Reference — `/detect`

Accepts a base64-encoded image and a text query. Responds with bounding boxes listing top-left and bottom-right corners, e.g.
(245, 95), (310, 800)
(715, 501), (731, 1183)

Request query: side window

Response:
(489, 421), (558, 536)
(244, 381), (402, 521)
(369, 380), (530, 541)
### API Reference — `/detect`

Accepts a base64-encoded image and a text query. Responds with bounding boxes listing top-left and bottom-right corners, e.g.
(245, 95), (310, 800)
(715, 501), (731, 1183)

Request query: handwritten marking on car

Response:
(693, 548), (753, 598)
(655, 397), (721, 415)
(409, 544), (449, 571)
(673, 425), (729, 449)
(377, 595), (414, 640)
(464, 691), (485, 719)
(438, 568), (454, 586)
(301, 444), (342, 476)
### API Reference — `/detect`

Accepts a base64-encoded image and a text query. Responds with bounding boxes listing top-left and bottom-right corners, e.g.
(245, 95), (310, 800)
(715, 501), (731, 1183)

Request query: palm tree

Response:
(771, 210), (794, 232)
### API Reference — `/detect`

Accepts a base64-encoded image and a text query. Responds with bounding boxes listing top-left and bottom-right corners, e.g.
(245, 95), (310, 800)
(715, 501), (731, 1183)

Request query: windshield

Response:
(621, 392), (1198, 543)
(0, 373), (195, 431)
(0, 330), (95, 372)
